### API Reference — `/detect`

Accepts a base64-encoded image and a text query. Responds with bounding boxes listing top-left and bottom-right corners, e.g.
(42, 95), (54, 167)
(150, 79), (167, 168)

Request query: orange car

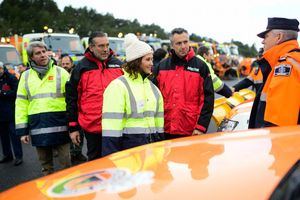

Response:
(2, 126), (300, 200)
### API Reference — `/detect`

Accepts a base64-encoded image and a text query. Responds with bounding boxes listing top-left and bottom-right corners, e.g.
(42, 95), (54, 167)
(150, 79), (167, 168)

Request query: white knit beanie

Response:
(124, 33), (153, 62)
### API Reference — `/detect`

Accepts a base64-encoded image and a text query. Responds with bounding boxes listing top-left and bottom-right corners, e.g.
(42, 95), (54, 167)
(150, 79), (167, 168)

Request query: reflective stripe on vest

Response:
(102, 76), (163, 137)
(254, 80), (263, 84)
(260, 92), (266, 101)
(17, 94), (28, 100)
(24, 67), (64, 101)
(15, 123), (28, 129)
(30, 125), (67, 136)
(116, 76), (163, 118)
(102, 111), (164, 119)
(102, 127), (164, 137)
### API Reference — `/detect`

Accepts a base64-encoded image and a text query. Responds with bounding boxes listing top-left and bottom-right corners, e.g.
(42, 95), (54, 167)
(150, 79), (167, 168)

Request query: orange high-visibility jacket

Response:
(262, 40), (300, 126)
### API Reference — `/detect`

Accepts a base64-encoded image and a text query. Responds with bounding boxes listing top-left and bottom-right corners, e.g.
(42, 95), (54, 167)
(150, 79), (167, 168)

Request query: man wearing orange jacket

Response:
(254, 17), (300, 127)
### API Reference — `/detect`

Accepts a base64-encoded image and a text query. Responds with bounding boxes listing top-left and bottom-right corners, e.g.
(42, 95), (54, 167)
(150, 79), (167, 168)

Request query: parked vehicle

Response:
(22, 33), (84, 65)
(0, 44), (22, 66)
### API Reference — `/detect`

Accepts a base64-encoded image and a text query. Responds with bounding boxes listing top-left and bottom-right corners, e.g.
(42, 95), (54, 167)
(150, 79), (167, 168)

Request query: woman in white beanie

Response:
(101, 33), (164, 156)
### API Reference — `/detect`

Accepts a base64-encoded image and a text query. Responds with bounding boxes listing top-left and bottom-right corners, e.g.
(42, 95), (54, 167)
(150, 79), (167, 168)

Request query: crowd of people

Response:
(0, 17), (299, 176)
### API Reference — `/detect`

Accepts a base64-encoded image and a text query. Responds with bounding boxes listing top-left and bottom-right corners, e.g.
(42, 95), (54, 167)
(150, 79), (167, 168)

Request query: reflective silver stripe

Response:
(118, 76), (137, 114)
(149, 81), (160, 115)
(212, 76), (219, 83)
(30, 126), (67, 135)
(156, 127), (164, 133)
(102, 130), (123, 137)
(103, 111), (164, 119)
(31, 93), (65, 99)
(247, 76), (254, 82)
(254, 80), (263, 84)
(215, 82), (224, 92)
(123, 127), (163, 134)
(24, 70), (31, 100)
(16, 123), (28, 129)
(260, 92), (266, 101)
(102, 112), (125, 119)
(17, 94), (28, 100)
(56, 67), (61, 94)
(118, 76), (162, 119)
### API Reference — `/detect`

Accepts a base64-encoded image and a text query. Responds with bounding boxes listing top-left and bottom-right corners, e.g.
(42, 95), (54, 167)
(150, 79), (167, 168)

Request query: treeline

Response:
(0, 0), (257, 57)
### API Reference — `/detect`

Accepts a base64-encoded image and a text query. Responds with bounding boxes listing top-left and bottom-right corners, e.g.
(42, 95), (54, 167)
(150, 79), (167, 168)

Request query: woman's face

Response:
(140, 53), (153, 74)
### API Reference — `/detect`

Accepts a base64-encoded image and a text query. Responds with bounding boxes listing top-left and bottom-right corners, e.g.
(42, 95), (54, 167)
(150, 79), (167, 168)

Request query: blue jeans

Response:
(0, 121), (23, 159)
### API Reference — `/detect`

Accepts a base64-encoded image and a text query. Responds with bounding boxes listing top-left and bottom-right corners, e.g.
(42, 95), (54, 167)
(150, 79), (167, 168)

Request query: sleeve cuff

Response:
(194, 124), (206, 133)
(68, 122), (81, 132)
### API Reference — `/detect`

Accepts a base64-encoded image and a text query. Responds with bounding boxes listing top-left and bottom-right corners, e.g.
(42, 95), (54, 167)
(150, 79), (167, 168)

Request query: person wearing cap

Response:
(252, 17), (300, 127)
(101, 33), (164, 156)
(0, 61), (23, 166)
(152, 28), (214, 139)
(66, 31), (123, 160)
(15, 41), (71, 175)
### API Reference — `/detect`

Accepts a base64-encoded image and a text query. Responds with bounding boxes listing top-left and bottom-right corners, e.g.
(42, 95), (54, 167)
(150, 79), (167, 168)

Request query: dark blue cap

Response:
(257, 17), (299, 38)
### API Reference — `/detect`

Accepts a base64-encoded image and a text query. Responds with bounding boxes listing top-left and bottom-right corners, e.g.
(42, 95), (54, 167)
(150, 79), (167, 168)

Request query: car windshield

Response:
(0, 47), (22, 65)
(109, 39), (125, 56)
(43, 36), (84, 55)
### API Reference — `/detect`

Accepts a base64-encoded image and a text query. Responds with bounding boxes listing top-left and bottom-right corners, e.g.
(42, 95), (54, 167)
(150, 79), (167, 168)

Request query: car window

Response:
(270, 160), (300, 200)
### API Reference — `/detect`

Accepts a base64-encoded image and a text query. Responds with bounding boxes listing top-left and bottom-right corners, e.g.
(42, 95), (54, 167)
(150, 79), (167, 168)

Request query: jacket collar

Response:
(170, 47), (195, 63)
(84, 48), (114, 69)
(263, 40), (299, 68)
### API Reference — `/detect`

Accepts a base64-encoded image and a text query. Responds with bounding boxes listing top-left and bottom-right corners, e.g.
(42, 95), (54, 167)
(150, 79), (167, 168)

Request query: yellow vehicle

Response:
(2, 125), (300, 199)
(22, 33), (84, 65)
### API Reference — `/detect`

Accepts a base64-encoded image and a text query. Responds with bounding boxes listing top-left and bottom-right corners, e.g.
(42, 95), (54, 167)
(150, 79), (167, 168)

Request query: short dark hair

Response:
(61, 55), (73, 65)
(170, 28), (189, 43)
(197, 46), (209, 57)
(170, 28), (188, 36)
(153, 48), (167, 62)
(88, 31), (107, 45)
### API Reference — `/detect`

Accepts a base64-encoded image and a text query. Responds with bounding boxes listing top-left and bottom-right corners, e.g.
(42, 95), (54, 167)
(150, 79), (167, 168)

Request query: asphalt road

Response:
(0, 78), (240, 192)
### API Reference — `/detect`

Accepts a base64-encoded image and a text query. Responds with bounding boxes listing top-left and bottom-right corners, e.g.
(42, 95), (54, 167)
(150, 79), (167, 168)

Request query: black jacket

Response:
(0, 68), (18, 122)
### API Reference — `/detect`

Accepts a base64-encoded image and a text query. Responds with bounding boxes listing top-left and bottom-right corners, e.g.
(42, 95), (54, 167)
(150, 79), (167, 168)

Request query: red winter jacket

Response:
(153, 49), (214, 135)
(66, 49), (123, 133)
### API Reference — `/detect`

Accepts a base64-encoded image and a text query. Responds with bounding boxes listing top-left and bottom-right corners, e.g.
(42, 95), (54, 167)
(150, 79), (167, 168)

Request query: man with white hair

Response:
(15, 41), (71, 175)
(252, 17), (300, 127)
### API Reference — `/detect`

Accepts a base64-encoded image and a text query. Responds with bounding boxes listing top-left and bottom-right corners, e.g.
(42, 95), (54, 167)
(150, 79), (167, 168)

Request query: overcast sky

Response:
(56, 0), (299, 48)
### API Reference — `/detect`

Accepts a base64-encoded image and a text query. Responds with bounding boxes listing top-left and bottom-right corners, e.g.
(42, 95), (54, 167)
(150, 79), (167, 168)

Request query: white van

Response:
(22, 33), (84, 65)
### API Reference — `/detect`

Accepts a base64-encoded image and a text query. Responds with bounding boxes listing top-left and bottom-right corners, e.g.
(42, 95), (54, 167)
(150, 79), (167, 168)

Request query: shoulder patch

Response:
(274, 64), (291, 76)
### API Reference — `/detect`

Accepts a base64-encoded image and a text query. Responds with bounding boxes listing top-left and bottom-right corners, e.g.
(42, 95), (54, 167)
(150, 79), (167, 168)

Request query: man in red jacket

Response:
(153, 28), (214, 139)
(66, 32), (123, 160)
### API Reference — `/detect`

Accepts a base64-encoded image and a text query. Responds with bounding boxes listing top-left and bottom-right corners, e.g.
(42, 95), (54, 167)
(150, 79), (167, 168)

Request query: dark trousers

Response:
(84, 131), (102, 161)
(0, 121), (23, 159)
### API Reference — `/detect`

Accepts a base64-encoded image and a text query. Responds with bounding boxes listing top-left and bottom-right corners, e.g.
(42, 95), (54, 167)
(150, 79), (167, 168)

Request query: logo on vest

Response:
(186, 66), (200, 72)
(274, 64), (291, 76)
(48, 76), (54, 81)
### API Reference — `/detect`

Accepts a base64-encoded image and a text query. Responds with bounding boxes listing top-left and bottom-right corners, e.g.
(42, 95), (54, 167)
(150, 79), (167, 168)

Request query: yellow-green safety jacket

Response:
(102, 71), (164, 156)
(197, 55), (224, 92)
(15, 60), (70, 146)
